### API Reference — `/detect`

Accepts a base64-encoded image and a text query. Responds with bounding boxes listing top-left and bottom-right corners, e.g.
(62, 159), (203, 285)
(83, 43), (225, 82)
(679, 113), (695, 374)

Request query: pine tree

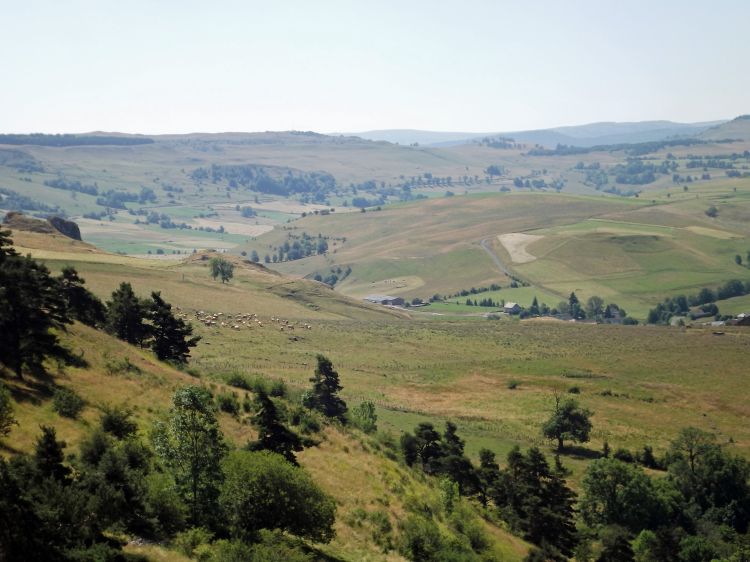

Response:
(303, 355), (347, 422)
(34, 425), (70, 482)
(247, 390), (303, 465)
(148, 291), (200, 363)
(57, 266), (106, 327)
(529, 296), (540, 316)
(106, 282), (149, 346)
(0, 228), (18, 263)
(0, 253), (70, 379)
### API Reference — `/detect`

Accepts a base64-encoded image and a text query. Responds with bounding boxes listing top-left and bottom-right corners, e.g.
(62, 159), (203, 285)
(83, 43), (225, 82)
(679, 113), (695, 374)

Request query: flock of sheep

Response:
(176, 307), (313, 332)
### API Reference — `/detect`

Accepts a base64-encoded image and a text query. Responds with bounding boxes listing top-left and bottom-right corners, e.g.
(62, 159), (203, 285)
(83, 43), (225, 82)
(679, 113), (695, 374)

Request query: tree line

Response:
(0, 229), (200, 380)
(399, 396), (750, 561)
(647, 279), (750, 324)
(0, 133), (154, 147)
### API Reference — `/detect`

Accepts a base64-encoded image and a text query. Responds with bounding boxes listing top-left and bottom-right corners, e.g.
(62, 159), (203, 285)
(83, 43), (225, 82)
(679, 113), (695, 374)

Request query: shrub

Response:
(269, 379), (287, 398)
(53, 387), (85, 418)
(290, 407), (321, 434)
(368, 510), (394, 552)
(568, 386), (581, 394)
(0, 383), (17, 437)
(104, 356), (141, 376)
(145, 472), (187, 538)
(225, 373), (252, 390)
(173, 527), (214, 558)
(613, 448), (635, 463)
(216, 392), (240, 415)
(351, 400), (378, 434)
(507, 379), (520, 390)
(220, 450), (336, 542)
(100, 404), (137, 439)
(397, 514), (443, 561)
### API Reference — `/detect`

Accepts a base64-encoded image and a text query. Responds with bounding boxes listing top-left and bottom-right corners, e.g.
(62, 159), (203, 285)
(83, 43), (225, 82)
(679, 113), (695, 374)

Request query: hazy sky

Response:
(2, 0), (748, 134)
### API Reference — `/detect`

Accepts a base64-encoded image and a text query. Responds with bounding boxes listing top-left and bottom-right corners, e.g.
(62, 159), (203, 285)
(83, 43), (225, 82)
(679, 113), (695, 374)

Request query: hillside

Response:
(1, 322), (528, 561)
(4, 229), (750, 560)
(244, 187), (750, 319)
(700, 114), (750, 141)
(350, 119), (726, 147)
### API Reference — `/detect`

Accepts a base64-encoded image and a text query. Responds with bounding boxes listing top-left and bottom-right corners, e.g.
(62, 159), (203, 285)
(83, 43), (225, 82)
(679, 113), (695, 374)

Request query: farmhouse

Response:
(504, 302), (521, 314)
(365, 294), (405, 306)
(728, 313), (750, 327)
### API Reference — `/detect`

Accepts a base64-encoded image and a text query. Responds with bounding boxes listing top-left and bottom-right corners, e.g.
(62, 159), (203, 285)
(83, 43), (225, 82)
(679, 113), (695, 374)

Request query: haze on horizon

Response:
(2, 0), (748, 135)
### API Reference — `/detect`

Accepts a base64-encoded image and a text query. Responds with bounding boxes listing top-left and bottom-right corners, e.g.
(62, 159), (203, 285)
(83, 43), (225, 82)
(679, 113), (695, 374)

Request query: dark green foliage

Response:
(0, 457), (61, 561)
(34, 425), (71, 481)
(0, 382), (17, 437)
(351, 400), (378, 433)
(106, 282), (149, 346)
(100, 405), (138, 439)
(52, 387), (85, 418)
(490, 447), (578, 558)
(215, 391), (240, 415)
(401, 421), (482, 496)
(397, 514), (443, 561)
(147, 291), (200, 363)
(152, 386), (227, 528)
(57, 267), (106, 327)
(302, 355), (347, 422)
(0, 247), (71, 378)
(581, 458), (669, 533)
(247, 390), (303, 465)
(209, 257), (234, 283)
(597, 526), (635, 561)
(219, 450), (336, 543)
(667, 428), (750, 533)
(542, 395), (593, 451)
(76, 429), (156, 535)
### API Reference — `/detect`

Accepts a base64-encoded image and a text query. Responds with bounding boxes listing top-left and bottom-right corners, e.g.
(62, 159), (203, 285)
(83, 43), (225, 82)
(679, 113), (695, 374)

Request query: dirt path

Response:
(479, 238), (515, 277)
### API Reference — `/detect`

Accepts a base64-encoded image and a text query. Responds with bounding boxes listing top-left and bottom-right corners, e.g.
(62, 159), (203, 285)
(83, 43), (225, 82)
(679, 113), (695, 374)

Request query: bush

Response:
(269, 379), (287, 398)
(613, 448), (635, 463)
(368, 510), (394, 552)
(290, 407), (321, 434)
(216, 392), (240, 416)
(507, 380), (520, 390)
(145, 472), (187, 538)
(351, 400), (378, 434)
(225, 373), (252, 390)
(568, 386), (581, 394)
(397, 514), (443, 561)
(0, 383), (17, 437)
(53, 387), (85, 418)
(173, 527), (214, 558)
(100, 405), (137, 439)
(220, 450), (336, 543)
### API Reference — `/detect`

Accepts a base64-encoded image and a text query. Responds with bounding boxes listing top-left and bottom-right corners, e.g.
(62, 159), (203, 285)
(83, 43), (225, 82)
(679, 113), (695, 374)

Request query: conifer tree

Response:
(0, 252), (70, 379)
(106, 282), (149, 346)
(57, 266), (106, 327)
(148, 291), (200, 363)
(303, 355), (347, 422)
(247, 390), (303, 465)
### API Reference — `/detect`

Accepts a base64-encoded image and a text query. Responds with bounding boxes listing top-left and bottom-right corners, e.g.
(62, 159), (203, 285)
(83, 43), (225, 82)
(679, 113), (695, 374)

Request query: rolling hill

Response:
(349, 119), (727, 148)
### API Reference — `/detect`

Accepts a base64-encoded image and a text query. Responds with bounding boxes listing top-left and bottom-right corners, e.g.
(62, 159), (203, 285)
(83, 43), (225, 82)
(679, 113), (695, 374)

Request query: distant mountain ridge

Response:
(346, 119), (729, 148)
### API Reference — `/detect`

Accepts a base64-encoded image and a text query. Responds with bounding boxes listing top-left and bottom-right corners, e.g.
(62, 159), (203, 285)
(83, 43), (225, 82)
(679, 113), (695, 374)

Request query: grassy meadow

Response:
(10, 228), (750, 488)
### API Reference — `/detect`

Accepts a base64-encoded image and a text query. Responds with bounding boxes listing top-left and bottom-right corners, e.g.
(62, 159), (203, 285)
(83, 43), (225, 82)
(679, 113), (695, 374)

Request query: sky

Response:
(2, 0), (748, 134)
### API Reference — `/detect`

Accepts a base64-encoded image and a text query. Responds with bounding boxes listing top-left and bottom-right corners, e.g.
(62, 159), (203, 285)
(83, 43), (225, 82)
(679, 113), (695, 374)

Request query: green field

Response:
(5, 225), (750, 560)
